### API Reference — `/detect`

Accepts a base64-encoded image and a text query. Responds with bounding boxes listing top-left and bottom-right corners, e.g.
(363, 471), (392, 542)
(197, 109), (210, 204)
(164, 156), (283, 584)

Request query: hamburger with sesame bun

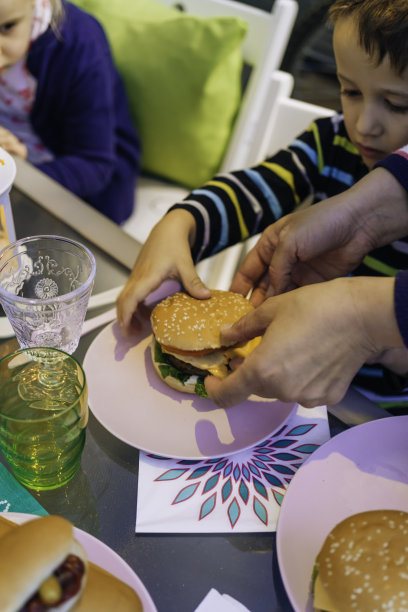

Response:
(312, 509), (408, 612)
(150, 290), (260, 397)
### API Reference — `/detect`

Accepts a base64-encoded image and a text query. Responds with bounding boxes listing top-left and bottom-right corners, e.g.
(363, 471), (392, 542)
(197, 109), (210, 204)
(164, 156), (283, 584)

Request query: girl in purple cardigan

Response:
(0, 0), (140, 223)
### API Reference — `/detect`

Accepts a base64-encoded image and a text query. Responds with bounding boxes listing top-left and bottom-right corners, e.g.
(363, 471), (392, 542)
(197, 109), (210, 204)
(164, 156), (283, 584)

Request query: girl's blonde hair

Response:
(49, 0), (64, 30)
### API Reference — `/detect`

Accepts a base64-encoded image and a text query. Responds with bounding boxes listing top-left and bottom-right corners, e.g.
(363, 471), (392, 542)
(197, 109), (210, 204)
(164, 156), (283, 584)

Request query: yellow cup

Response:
(0, 347), (88, 490)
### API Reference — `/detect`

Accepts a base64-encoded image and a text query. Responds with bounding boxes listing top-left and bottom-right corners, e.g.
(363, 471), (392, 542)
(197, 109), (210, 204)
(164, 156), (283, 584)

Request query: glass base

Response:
(12, 462), (81, 491)
(2, 430), (86, 491)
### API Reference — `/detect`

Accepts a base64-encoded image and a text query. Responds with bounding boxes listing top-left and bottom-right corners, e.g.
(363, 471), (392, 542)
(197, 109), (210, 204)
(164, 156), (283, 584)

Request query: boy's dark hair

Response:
(328, 0), (408, 75)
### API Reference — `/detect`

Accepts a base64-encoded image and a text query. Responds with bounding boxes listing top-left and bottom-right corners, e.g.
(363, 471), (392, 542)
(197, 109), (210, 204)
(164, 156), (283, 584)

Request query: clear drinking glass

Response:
(0, 235), (96, 354)
(0, 347), (88, 490)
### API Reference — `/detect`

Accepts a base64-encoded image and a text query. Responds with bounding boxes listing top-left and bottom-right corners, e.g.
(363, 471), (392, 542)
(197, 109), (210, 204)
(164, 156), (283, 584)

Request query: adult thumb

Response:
(221, 298), (279, 345)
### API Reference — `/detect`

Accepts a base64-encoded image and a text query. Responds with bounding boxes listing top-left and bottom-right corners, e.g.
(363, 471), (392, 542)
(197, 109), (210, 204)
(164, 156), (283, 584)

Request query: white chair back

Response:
(240, 71), (336, 259)
(265, 88), (336, 157)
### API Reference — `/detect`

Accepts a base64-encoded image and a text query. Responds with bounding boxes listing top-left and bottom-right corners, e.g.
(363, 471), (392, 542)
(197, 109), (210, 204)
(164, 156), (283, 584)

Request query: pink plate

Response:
(276, 416), (408, 611)
(5, 512), (157, 611)
(83, 318), (296, 459)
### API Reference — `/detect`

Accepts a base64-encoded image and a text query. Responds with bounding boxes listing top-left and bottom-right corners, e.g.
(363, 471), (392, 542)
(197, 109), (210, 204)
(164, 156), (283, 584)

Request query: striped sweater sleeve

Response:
(169, 157), (313, 262)
(375, 145), (408, 192)
(169, 115), (349, 262)
(353, 144), (408, 280)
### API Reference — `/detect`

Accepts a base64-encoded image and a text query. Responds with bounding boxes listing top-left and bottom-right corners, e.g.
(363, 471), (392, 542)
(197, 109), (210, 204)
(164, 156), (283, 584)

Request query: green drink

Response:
(0, 348), (88, 490)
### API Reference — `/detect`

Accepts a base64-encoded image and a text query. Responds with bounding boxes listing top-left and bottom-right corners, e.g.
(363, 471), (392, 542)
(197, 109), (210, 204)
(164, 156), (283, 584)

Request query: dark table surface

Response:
(0, 166), (360, 612)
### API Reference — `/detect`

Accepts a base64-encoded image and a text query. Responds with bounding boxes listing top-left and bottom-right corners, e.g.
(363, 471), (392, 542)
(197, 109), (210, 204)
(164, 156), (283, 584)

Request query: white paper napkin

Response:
(136, 404), (329, 533)
(194, 589), (251, 611)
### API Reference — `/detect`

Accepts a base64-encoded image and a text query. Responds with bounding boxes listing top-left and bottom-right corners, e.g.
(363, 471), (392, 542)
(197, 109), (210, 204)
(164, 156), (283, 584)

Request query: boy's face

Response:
(0, 0), (34, 72)
(333, 16), (408, 170)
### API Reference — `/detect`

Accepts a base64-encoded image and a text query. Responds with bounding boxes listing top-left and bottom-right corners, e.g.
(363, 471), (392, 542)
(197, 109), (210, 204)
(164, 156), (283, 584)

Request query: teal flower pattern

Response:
(148, 422), (320, 529)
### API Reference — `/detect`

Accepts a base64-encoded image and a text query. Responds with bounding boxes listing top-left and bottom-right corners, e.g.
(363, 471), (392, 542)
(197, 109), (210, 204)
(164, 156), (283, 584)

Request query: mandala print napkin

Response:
(0, 461), (47, 516)
(136, 404), (329, 533)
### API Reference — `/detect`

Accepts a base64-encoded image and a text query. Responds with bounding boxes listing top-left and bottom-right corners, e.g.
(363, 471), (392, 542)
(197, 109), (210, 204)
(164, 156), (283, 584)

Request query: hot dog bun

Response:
(0, 514), (13, 538)
(0, 515), (87, 612)
(75, 563), (143, 611)
(0, 515), (143, 611)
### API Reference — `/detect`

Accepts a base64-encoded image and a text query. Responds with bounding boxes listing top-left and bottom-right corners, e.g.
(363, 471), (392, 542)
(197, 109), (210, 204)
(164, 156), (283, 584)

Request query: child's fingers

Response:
(0, 129), (27, 158)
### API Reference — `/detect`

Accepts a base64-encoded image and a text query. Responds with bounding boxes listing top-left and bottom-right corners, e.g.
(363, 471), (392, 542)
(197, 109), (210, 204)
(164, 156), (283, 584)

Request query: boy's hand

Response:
(0, 126), (27, 159)
(116, 210), (210, 333)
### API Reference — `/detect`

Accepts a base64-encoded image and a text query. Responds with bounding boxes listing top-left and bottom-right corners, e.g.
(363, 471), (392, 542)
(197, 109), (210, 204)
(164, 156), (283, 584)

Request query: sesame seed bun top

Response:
(314, 509), (408, 612)
(150, 290), (254, 352)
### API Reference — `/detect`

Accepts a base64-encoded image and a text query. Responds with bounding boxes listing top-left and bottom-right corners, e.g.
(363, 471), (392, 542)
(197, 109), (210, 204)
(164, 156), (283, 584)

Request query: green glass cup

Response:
(0, 347), (88, 490)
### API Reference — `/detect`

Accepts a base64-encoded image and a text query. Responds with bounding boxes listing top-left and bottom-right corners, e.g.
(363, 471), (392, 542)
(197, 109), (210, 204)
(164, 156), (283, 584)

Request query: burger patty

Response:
(166, 354), (210, 377)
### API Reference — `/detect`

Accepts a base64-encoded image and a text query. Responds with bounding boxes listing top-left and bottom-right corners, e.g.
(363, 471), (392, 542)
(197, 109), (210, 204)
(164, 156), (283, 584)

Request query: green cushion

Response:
(71, 0), (247, 187)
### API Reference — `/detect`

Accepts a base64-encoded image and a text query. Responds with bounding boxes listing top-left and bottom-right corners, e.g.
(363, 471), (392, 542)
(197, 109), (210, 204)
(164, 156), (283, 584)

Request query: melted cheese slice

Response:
(224, 336), (261, 360)
(313, 574), (337, 611)
(162, 336), (261, 378)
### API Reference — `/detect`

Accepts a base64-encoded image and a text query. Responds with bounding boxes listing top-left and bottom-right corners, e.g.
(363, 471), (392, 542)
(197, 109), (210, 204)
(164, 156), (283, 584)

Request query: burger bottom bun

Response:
(151, 341), (198, 395)
(75, 562), (143, 612)
(314, 509), (408, 612)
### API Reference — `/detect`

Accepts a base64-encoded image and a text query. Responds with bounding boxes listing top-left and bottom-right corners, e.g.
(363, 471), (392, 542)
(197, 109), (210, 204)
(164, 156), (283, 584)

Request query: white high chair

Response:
(256, 72), (336, 160)
(239, 69), (336, 261)
(121, 0), (298, 289)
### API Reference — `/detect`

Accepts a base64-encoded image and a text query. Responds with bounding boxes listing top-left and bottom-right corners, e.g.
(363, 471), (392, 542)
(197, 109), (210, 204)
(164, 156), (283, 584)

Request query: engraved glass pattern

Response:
(0, 235), (96, 354)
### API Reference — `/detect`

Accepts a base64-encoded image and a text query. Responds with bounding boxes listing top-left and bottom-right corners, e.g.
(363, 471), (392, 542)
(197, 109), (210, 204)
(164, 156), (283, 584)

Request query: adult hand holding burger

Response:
(205, 168), (408, 407)
(205, 276), (402, 408)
